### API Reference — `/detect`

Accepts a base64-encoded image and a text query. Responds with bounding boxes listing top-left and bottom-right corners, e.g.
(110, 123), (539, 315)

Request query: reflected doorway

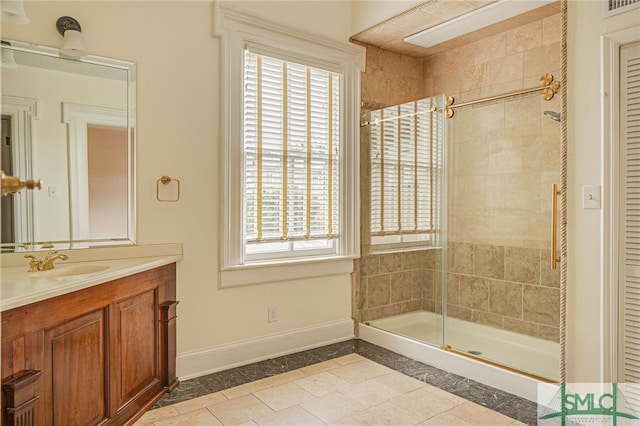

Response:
(1, 115), (14, 243)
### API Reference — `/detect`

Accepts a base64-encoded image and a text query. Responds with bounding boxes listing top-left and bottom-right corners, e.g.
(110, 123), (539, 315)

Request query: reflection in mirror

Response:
(1, 40), (136, 252)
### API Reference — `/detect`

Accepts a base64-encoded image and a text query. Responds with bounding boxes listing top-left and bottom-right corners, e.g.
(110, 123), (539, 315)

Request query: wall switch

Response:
(268, 305), (278, 322)
(48, 185), (57, 198)
(582, 185), (601, 209)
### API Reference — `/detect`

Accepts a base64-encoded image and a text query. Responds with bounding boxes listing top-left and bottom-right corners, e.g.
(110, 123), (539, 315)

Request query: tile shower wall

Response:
(441, 242), (560, 342)
(355, 12), (561, 342)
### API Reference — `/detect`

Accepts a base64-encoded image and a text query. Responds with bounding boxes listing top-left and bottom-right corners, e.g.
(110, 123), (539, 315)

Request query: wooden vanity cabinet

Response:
(1, 263), (179, 426)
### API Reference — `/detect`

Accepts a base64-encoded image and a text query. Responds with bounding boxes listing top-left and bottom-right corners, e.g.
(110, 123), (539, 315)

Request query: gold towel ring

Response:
(156, 175), (180, 202)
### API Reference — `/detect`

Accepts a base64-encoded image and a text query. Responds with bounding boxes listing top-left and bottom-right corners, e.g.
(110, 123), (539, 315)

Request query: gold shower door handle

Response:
(551, 183), (561, 269)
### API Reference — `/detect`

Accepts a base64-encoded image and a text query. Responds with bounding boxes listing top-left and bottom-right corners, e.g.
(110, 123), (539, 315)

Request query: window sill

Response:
(219, 257), (356, 288)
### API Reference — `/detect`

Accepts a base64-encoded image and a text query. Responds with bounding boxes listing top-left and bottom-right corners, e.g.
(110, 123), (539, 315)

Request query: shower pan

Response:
(358, 76), (562, 383)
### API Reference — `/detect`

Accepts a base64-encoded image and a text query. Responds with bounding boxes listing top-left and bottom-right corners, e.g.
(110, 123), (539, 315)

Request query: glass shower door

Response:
(442, 92), (561, 381)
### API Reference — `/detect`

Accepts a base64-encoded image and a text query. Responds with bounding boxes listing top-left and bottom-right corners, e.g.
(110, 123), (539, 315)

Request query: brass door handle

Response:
(551, 183), (561, 269)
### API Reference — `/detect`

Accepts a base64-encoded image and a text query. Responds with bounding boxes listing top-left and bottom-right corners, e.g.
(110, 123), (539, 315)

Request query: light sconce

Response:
(1, 0), (30, 24)
(1, 41), (17, 68)
(56, 16), (87, 58)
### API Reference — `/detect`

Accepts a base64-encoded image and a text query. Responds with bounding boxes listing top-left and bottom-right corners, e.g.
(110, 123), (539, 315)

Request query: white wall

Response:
(567, 1), (640, 382)
(2, 1), (354, 377)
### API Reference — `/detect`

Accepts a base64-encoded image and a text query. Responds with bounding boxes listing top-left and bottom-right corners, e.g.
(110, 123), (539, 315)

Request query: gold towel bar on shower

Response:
(443, 73), (560, 118)
(360, 73), (561, 126)
(156, 175), (181, 202)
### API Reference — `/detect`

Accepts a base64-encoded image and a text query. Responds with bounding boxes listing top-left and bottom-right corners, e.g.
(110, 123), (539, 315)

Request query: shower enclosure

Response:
(358, 76), (562, 382)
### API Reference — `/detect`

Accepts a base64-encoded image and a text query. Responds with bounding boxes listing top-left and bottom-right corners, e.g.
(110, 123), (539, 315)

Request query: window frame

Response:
(214, 2), (363, 287)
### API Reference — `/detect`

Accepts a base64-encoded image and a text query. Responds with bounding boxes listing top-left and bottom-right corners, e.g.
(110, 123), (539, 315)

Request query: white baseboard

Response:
(177, 319), (355, 380)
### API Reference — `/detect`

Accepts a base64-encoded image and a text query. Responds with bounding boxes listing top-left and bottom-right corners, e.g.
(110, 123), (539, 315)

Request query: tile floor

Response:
(136, 340), (539, 426)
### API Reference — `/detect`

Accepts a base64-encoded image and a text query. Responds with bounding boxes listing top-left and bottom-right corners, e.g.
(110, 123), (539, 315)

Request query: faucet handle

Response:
(24, 254), (42, 272)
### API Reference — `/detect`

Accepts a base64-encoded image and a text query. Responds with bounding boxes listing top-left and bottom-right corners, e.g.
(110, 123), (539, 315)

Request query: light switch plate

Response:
(582, 185), (601, 209)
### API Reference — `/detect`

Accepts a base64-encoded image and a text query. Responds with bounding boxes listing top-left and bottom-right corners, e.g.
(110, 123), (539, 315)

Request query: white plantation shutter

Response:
(243, 50), (341, 258)
(370, 96), (444, 248)
(620, 41), (640, 382)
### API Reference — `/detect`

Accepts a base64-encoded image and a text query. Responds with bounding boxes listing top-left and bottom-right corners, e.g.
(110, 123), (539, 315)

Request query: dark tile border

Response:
(154, 339), (538, 425)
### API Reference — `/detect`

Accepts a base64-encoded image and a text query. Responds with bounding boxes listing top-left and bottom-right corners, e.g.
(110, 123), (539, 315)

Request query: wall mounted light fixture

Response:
(1, 0), (30, 24)
(56, 16), (87, 58)
(1, 41), (18, 68)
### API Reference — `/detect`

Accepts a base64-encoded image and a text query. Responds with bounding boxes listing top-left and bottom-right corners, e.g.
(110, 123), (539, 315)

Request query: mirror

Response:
(1, 40), (136, 252)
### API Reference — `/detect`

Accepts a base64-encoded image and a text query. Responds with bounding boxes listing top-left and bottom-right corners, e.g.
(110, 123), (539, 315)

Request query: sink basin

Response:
(30, 264), (110, 278)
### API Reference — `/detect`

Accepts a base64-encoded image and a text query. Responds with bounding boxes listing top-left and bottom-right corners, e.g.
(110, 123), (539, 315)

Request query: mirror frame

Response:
(1, 40), (137, 252)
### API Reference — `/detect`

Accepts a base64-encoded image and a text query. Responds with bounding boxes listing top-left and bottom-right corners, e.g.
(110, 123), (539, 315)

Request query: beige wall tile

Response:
(367, 275), (391, 308)
(391, 271), (413, 303)
(523, 42), (561, 78)
(360, 255), (380, 277)
(424, 298), (436, 312)
(447, 242), (474, 275)
(422, 268), (435, 300)
(472, 311), (503, 328)
(503, 317), (538, 338)
(402, 250), (424, 270)
(474, 244), (505, 280)
(447, 304), (472, 321)
(460, 276), (490, 311)
(446, 273), (461, 305)
(540, 249), (560, 288)
(488, 53), (523, 84)
(542, 14), (562, 45)
(489, 280), (523, 319)
(411, 269), (425, 300)
(523, 285), (559, 326)
(505, 20), (543, 55)
(505, 247), (541, 285)
(459, 63), (489, 92)
(539, 324), (560, 342)
(473, 32), (507, 65)
(381, 252), (402, 273)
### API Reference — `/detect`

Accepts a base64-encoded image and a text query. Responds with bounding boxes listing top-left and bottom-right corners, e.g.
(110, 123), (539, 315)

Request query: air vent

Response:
(604, 0), (640, 17)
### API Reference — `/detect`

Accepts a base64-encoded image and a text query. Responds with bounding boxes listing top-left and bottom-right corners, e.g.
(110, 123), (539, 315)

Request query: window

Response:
(369, 97), (445, 252)
(215, 3), (364, 286)
(243, 51), (340, 261)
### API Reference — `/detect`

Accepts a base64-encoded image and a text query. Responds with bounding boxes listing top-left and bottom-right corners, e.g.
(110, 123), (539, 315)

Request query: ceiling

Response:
(350, 0), (561, 58)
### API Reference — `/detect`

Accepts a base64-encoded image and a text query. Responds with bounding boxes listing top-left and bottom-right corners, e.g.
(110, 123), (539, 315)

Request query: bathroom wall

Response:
(357, 11), (563, 342)
(2, 1), (356, 378)
(567, 1), (640, 382)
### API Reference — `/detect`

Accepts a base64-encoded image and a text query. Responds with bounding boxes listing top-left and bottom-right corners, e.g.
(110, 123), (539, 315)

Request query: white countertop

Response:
(1, 243), (182, 312)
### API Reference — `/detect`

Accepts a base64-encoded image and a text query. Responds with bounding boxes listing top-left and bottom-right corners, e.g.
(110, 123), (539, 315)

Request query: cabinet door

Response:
(113, 289), (159, 412)
(44, 309), (108, 426)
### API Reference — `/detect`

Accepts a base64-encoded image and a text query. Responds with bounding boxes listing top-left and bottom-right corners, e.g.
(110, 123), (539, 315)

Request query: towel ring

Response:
(156, 175), (180, 202)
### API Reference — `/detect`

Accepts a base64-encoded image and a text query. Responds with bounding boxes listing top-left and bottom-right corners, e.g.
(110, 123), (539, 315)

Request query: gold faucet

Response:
(24, 251), (69, 272)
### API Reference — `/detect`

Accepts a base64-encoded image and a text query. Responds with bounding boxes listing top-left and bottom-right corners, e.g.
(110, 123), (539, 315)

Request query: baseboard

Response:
(177, 319), (355, 380)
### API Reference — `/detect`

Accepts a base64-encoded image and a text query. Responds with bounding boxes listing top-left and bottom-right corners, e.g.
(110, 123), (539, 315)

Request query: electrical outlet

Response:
(268, 305), (278, 322)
